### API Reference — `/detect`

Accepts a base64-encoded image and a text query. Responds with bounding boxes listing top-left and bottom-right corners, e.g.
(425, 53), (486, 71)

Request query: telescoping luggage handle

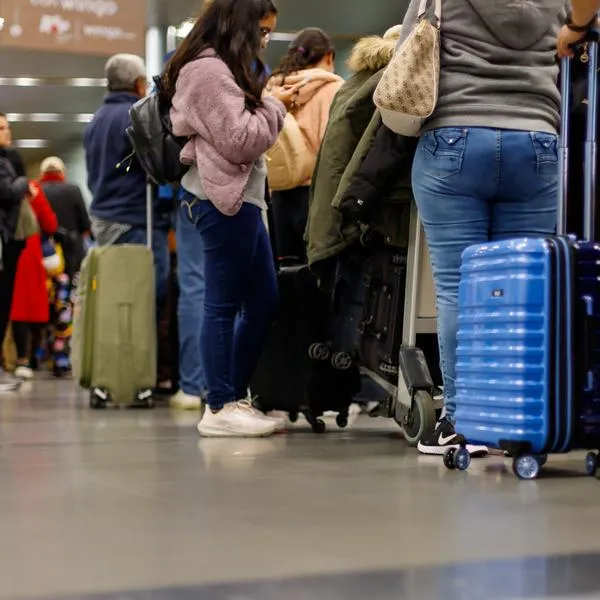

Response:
(558, 27), (600, 240)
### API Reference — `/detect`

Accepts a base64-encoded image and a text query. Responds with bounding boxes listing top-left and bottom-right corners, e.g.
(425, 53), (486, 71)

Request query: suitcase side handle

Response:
(581, 295), (598, 388)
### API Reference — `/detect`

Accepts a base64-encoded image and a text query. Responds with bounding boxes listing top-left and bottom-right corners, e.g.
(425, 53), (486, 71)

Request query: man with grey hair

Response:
(83, 53), (171, 312)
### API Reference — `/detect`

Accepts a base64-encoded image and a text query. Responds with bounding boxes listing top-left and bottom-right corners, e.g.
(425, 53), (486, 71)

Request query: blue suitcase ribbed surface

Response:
(454, 237), (600, 454)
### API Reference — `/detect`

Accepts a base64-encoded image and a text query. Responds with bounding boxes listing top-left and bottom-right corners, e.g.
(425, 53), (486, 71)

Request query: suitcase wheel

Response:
(443, 447), (470, 472)
(308, 343), (331, 361)
(443, 448), (457, 470)
(136, 389), (155, 409)
(400, 390), (436, 447)
(512, 455), (541, 481)
(305, 412), (326, 434)
(312, 419), (326, 434)
(585, 452), (599, 477)
(336, 413), (349, 428)
(331, 352), (353, 371)
(90, 388), (109, 409)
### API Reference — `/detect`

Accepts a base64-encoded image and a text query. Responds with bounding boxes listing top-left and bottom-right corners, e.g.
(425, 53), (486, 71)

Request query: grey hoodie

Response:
(399, 0), (569, 133)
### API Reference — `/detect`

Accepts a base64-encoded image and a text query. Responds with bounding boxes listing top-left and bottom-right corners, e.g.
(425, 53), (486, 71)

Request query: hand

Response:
(28, 182), (38, 198)
(267, 82), (305, 109)
(557, 24), (588, 58)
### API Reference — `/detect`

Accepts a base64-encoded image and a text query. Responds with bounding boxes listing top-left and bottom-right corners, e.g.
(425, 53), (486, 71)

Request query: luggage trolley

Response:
(365, 202), (442, 445)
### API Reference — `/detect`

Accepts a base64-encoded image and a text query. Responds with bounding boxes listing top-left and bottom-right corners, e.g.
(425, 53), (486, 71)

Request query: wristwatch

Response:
(565, 12), (595, 33)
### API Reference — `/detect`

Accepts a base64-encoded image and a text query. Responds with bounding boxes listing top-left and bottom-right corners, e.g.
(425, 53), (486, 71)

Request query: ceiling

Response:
(2, 0), (408, 165)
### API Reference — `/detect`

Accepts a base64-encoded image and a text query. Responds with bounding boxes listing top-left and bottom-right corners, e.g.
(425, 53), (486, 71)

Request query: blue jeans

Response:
(176, 202), (206, 397)
(182, 198), (278, 409)
(116, 227), (170, 306)
(412, 127), (558, 420)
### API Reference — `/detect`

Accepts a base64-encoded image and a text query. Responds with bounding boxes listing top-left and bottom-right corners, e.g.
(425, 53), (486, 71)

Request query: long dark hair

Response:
(163, 0), (277, 110)
(271, 28), (335, 82)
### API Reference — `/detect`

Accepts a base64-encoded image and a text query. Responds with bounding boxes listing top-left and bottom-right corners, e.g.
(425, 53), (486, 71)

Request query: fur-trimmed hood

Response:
(347, 24), (402, 74)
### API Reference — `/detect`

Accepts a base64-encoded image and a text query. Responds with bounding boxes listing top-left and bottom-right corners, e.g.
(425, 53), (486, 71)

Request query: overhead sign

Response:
(0, 0), (146, 56)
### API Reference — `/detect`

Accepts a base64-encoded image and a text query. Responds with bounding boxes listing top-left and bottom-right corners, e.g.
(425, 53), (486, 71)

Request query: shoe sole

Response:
(197, 424), (276, 438)
(0, 385), (21, 392)
(417, 441), (488, 458)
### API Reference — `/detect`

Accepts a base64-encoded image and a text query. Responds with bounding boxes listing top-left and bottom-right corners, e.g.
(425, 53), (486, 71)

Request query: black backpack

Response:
(126, 75), (189, 185)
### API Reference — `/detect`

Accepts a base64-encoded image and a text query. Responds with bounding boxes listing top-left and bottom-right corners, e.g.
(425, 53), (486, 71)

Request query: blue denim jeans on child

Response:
(176, 204), (206, 397)
(181, 195), (278, 410)
(412, 127), (559, 420)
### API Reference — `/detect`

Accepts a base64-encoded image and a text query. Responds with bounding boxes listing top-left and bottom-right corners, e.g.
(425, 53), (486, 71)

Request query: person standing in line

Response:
(84, 54), (171, 311)
(39, 157), (91, 279)
(0, 115), (34, 392)
(267, 28), (344, 263)
(11, 181), (58, 380)
(399, 0), (566, 456)
(164, 0), (300, 437)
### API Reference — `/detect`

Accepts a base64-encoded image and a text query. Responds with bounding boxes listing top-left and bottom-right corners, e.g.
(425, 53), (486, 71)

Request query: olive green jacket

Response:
(306, 30), (412, 267)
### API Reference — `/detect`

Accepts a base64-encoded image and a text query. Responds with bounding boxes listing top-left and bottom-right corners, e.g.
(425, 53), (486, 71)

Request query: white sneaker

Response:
(197, 401), (277, 438)
(14, 365), (34, 381)
(241, 393), (288, 432)
(0, 369), (21, 392)
(170, 390), (202, 411)
(236, 399), (288, 432)
(264, 410), (289, 432)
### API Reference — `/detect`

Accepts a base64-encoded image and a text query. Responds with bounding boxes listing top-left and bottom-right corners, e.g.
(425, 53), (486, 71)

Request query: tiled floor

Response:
(2, 377), (600, 600)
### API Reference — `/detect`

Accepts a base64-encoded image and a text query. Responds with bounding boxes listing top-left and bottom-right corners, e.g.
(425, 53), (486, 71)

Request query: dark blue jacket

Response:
(84, 92), (171, 229)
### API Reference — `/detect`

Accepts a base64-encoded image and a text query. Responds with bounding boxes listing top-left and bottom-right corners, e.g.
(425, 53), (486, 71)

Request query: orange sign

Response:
(0, 0), (146, 56)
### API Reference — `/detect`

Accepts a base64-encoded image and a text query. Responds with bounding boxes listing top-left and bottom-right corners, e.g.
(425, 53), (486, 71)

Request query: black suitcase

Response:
(251, 265), (361, 432)
(358, 247), (408, 383)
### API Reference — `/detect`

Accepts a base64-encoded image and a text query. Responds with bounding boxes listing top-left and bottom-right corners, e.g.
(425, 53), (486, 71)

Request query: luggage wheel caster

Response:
(331, 352), (353, 371)
(136, 389), (155, 409)
(585, 452), (599, 477)
(400, 390), (436, 447)
(289, 412), (299, 423)
(512, 454), (541, 480)
(309, 417), (326, 434)
(443, 448), (457, 470)
(308, 343), (330, 361)
(443, 447), (470, 472)
(336, 413), (349, 428)
(90, 389), (108, 409)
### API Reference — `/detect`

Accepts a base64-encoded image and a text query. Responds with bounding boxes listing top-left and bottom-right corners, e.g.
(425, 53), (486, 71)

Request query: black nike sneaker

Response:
(417, 417), (488, 458)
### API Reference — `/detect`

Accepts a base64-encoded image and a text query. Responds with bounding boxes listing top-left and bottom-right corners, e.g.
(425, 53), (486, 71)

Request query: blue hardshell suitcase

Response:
(448, 37), (600, 479)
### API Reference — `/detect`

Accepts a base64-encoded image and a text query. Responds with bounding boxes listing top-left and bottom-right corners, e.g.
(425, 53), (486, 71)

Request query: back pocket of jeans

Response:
(531, 132), (558, 184)
(421, 128), (468, 179)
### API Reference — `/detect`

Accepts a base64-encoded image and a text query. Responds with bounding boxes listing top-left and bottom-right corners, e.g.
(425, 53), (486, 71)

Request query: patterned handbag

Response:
(374, 0), (441, 137)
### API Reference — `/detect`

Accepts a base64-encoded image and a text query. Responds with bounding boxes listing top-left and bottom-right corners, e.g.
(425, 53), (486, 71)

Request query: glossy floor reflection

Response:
(1, 378), (600, 600)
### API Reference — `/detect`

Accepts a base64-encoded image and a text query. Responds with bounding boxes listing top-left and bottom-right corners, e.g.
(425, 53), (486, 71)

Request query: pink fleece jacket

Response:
(170, 50), (286, 216)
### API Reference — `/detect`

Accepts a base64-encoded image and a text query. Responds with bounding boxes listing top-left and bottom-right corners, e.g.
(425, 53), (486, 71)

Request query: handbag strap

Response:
(417, 0), (442, 24)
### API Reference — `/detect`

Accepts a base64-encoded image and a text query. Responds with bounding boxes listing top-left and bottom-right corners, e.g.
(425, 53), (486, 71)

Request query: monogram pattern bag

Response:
(374, 0), (442, 137)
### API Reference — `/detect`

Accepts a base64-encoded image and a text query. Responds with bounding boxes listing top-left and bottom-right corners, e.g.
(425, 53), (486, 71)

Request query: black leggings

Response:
(270, 186), (310, 264)
(0, 240), (24, 362)
(12, 322), (44, 362)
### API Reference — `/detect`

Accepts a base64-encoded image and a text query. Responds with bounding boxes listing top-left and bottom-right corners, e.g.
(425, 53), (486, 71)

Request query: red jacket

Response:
(11, 182), (58, 323)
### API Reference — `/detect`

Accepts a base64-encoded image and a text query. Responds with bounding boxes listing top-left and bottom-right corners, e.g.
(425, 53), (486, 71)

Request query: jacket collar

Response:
(104, 91), (140, 104)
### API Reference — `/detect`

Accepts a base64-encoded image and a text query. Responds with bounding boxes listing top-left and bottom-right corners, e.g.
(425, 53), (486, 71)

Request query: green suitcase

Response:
(72, 243), (157, 408)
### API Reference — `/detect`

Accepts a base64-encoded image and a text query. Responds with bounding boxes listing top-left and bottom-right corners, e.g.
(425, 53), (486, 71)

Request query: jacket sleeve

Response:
(173, 59), (286, 165)
(314, 81), (344, 151)
(30, 183), (58, 235)
(342, 124), (417, 205)
(0, 158), (28, 211)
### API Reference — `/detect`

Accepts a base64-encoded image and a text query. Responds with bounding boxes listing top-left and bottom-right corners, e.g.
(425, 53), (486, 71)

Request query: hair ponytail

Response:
(271, 27), (335, 82)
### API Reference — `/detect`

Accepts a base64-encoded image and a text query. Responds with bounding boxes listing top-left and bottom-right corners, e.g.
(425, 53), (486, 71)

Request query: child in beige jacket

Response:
(267, 28), (344, 263)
